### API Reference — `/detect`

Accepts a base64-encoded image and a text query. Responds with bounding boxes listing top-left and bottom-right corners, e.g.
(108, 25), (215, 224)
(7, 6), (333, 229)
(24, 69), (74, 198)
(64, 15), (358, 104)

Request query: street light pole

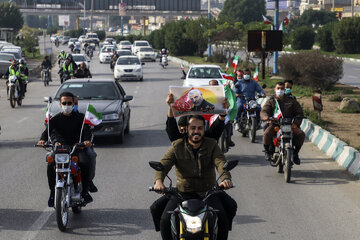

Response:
(83, 0), (86, 32)
(273, 0), (279, 75)
(121, 0), (124, 36)
(90, 0), (94, 32)
(208, 0), (211, 57)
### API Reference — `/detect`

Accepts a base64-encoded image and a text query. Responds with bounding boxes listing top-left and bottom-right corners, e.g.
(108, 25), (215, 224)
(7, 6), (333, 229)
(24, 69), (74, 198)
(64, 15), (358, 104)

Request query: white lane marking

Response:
(348, 75), (357, 79)
(21, 209), (53, 240)
(17, 117), (29, 123)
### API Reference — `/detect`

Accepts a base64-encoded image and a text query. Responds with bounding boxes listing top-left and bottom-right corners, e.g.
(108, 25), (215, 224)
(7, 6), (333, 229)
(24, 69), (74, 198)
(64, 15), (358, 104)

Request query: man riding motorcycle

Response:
(18, 59), (29, 94)
(152, 115), (237, 240)
(159, 48), (168, 63)
(59, 56), (76, 81)
(110, 50), (119, 70)
(234, 68), (265, 130)
(37, 92), (94, 207)
(41, 56), (52, 82)
(3, 59), (25, 99)
(260, 81), (305, 165)
(58, 50), (67, 66)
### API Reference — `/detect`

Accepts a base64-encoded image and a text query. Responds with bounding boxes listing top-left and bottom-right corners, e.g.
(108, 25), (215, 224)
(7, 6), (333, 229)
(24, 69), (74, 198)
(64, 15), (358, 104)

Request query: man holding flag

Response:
(37, 92), (95, 207)
(260, 82), (305, 164)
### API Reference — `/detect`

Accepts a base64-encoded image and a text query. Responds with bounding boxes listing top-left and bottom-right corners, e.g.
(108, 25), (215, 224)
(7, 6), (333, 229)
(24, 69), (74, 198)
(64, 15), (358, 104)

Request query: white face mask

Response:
(62, 105), (73, 114)
(244, 74), (250, 80)
(275, 89), (285, 97)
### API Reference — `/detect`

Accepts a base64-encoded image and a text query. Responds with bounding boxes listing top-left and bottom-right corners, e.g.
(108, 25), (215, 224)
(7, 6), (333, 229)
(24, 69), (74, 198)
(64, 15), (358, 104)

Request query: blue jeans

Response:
(86, 147), (97, 181)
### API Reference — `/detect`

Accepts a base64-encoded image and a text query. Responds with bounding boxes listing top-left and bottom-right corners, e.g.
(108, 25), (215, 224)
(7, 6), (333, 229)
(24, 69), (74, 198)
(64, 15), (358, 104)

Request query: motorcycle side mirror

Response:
(262, 84), (267, 89)
(149, 161), (164, 171)
(223, 160), (239, 172)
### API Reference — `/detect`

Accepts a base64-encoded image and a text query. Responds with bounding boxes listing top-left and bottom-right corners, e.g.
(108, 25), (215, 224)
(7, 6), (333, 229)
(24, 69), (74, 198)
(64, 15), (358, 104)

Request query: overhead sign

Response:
(58, 15), (70, 27)
(119, 3), (126, 16)
(331, 8), (343, 12)
(248, 30), (283, 52)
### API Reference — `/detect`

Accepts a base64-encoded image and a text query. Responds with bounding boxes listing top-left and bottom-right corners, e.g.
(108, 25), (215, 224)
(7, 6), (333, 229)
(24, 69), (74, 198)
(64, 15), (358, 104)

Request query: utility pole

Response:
(273, 0), (279, 75)
(121, 0), (124, 36)
(90, 0), (94, 32)
(83, 0), (86, 32)
(208, 0), (211, 57)
(332, 0), (335, 12)
(352, 0), (354, 17)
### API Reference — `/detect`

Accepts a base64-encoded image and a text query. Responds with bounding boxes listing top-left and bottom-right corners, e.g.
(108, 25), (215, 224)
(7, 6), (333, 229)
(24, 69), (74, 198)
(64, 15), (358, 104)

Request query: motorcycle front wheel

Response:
(284, 147), (293, 183)
(9, 86), (16, 108)
(219, 129), (229, 153)
(56, 188), (69, 232)
(249, 117), (257, 143)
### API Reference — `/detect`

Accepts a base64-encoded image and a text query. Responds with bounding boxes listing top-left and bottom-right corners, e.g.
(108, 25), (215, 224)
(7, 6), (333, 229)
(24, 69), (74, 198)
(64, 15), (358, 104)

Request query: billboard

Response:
(266, 0), (301, 10)
(58, 15), (70, 27)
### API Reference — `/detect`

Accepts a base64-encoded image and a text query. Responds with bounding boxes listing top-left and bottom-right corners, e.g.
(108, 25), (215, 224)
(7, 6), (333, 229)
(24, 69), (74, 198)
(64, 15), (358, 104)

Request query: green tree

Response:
(289, 9), (337, 31)
(291, 26), (315, 50)
(219, 0), (265, 24)
(317, 22), (336, 52)
(17, 26), (39, 57)
(332, 17), (360, 54)
(0, 2), (24, 32)
(25, 15), (40, 28)
(164, 20), (196, 56)
(184, 18), (208, 56)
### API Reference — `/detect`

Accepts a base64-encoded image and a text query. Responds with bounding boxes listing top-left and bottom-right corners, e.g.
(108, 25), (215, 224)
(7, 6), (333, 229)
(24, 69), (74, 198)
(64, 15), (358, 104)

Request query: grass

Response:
(24, 49), (43, 60)
(329, 95), (343, 102)
(337, 106), (360, 113)
(303, 108), (330, 130)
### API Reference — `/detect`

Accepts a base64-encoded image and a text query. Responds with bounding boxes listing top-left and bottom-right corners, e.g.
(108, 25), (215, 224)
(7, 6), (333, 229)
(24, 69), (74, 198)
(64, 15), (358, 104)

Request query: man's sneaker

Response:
(48, 190), (55, 208)
(229, 141), (235, 147)
(293, 153), (301, 165)
(82, 192), (93, 204)
(234, 123), (239, 131)
(89, 181), (98, 193)
(265, 152), (272, 162)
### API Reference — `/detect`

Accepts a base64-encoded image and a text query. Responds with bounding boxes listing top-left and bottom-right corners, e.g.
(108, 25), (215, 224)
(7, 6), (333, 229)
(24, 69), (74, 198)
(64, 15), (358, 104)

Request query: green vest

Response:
(59, 52), (66, 59)
(8, 66), (20, 77)
(62, 62), (74, 76)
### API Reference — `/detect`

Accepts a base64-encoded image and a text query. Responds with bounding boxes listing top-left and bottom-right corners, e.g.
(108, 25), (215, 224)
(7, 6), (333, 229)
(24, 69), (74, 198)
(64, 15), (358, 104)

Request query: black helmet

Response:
(66, 53), (73, 60)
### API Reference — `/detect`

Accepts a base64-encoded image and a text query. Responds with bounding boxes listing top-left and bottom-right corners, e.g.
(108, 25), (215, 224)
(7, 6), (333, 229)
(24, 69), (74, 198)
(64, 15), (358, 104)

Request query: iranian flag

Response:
(45, 105), (51, 123)
(221, 72), (234, 81)
(283, 13), (291, 26)
(262, 15), (272, 25)
(232, 56), (239, 69)
(84, 104), (102, 126)
(273, 100), (283, 120)
(180, 64), (185, 70)
(253, 67), (259, 81)
(225, 62), (229, 69)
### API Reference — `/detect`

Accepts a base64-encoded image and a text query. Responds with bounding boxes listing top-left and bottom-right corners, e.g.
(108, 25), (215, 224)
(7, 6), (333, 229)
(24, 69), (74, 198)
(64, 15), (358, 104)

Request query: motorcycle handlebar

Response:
(149, 187), (178, 194)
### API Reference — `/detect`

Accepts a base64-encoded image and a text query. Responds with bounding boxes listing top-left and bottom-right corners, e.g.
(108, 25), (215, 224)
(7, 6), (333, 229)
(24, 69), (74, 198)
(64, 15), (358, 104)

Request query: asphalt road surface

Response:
(1, 44), (360, 240)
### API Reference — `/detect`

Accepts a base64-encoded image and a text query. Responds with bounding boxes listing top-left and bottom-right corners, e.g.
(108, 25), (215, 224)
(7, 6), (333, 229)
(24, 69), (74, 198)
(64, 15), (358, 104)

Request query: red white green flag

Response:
(273, 99), (283, 119)
(45, 105), (51, 123)
(180, 64), (185, 70)
(221, 72), (234, 81)
(84, 104), (102, 126)
(232, 56), (239, 69)
(225, 62), (229, 69)
(262, 15), (272, 25)
(253, 67), (259, 81)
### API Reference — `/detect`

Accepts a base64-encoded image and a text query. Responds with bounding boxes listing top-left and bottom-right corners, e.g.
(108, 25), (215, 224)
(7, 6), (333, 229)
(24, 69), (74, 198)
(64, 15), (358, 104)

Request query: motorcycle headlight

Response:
(281, 124), (292, 133)
(248, 100), (258, 109)
(55, 154), (70, 164)
(181, 212), (205, 234)
(103, 113), (119, 120)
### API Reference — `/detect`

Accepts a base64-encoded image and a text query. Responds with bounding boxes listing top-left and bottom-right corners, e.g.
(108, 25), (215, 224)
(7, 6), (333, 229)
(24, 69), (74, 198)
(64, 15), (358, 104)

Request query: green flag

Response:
(224, 84), (238, 121)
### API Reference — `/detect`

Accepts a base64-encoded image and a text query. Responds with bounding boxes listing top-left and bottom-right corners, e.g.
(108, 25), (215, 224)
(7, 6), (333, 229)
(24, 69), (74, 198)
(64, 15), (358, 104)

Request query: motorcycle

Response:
(7, 75), (22, 108)
(43, 68), (50, 87)
(237, 96), (263, 143)
(161, 54), (168, 69)
(268, 117), (294, 183)
(149, 160), (238, 240)
(37, 143), (87, 231)
(86, 45), (95, 59)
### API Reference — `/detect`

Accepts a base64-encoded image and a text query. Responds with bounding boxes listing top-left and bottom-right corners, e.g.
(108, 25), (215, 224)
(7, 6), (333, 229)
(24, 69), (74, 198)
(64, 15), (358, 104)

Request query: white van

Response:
(132, 40), (150, 54)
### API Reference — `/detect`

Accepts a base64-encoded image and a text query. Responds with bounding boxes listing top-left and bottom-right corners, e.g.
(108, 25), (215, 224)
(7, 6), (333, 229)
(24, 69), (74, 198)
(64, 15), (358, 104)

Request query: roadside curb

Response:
(168, 56), (192, 68)
(258, 96), (360, 179)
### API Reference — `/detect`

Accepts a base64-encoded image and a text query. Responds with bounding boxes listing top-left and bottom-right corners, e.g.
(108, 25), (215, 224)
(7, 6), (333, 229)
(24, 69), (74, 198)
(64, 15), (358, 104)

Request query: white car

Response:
(72, 54), (90, 69)
(68, 38), (78, 47)
(118, 40), (132, 51)
(183, 65), (223, 87)
(114, 56), (144, 81)
(78, 35), (86, 43)
(136, 47), (156, 62)
(50, 35), (58, 43)
(99, 46), (114, 63)
(132, 40), (150, 54)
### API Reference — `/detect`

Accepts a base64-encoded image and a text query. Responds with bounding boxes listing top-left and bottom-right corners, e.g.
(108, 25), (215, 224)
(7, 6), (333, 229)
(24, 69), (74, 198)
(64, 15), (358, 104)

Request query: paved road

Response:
(1, 44), (360, 240)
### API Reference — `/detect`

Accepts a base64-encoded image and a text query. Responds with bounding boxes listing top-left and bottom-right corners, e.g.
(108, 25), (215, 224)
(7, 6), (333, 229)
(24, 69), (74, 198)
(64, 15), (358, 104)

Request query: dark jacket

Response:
(75, 68), (92, 78)
(191, 100), (215, 112)
(166, 116), (225, 142)
(260, 95), (304, 127)
(41, 60), (52, 69)
(154, 137), (231, 194)
(40, 111), (91, 145)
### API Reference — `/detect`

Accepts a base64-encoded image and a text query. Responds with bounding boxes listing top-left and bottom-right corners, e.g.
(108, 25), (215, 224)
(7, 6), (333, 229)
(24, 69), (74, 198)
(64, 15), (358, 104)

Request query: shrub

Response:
(291, 26), (315, 50)
(46, 27), (58, 35)
(303, 108), (329, 129)
(278, 51), (343, 90)
(317, 22), (335, 52)
(207, 51), (227, 63)
(64, 29), (84, 38)
(95, 30), (105, 41)
(333, 17), (360, 54)
(329, 95), (343, 102)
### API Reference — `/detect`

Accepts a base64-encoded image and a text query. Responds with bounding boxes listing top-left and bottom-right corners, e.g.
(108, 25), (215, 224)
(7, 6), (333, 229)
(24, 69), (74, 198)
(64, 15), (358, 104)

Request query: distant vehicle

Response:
(118, 40), (132, 51)
(61, 36), (70, 45)
(85, 32), (99, 45)
(0, 53), (16, 77)
(50, 79), (133, 142)
(114, 56), (144, 81)
(108, 27), (117, 32)
(50, 35), (59, 43)
(132, 40), (150, 54)
(116, 50), (132, 57)
(0, 50), (22, 61)
(68, 38), (78, 47)
(183, 65), (223, 87)
(136, 47), (156, 62)
(1, 46), (24, 58)
(72, 54), (90, 69)
(99, 46), (115, 63)
(78, 35), (86, 43)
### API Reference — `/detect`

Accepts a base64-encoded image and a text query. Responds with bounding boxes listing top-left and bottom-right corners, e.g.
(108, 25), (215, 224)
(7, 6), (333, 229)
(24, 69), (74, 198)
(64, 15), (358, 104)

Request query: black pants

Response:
(158, 192), (230, 240)
(47, 150), (91, 194)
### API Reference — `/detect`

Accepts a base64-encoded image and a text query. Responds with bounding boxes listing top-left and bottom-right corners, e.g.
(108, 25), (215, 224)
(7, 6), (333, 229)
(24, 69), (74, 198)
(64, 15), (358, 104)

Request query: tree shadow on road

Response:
(226, 154), (268, 167)
(0, 209), (50, 232)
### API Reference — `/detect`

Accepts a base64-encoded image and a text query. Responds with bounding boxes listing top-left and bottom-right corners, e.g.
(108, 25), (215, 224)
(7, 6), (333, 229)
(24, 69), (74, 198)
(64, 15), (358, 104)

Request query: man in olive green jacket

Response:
(153, 115), (236, 240)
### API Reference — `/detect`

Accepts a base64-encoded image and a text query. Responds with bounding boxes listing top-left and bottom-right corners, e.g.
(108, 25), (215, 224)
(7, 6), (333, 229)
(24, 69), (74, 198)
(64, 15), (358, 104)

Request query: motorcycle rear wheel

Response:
(56, 188), (69, 232)
(249, 117), (257, 143)
(284, 148), (293, 183)
(219, 129), (229, 153)
(9, 86), (16, 108)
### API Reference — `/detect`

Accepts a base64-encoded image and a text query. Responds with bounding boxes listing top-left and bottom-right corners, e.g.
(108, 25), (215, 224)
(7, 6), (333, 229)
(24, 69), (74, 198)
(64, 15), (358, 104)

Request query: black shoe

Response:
(48, 191), (55, 208)
(265, 152), (272, 161)
(82, 192), (93, 204)
(89, 181), (98, 193)
(293, 153), (300, 165)
(229, 141), (235, 147)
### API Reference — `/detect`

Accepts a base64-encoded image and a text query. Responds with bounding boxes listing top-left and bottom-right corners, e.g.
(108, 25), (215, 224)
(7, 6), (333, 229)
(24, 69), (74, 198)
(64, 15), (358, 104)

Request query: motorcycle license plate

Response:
(248, 113), (256, 117)
(281, 125), (292, 133)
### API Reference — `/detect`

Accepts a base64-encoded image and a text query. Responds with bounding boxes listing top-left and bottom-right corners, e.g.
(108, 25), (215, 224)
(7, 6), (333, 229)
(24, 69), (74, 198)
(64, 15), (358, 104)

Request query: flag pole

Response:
(79, 103), (88, 143)
(47, 101), (51, 143)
